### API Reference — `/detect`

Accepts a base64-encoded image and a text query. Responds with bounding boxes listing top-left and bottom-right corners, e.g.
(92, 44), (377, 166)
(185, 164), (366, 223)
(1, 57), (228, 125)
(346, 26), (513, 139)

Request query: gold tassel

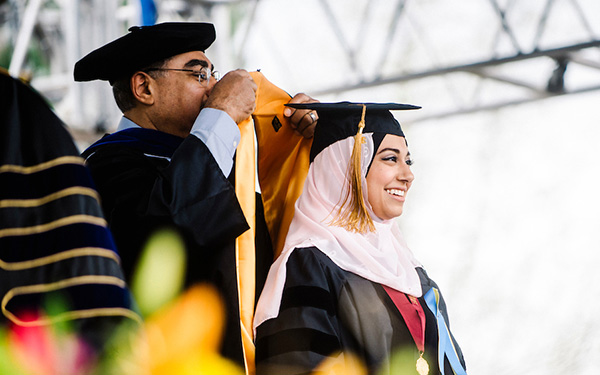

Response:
(329, 105), (376, 233)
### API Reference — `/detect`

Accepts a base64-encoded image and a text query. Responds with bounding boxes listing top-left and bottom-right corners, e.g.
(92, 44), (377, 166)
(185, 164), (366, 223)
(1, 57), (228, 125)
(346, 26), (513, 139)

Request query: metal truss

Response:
(3, 0), (600, 134)
(142, 0), (600, 122)
(263, 0), (600, 122)
(315, 39), (600, 121)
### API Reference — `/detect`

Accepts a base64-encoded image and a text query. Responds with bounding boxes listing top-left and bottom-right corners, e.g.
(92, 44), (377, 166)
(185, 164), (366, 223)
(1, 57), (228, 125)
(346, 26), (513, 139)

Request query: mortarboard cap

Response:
(286, 102), (421, 233)
(286, 101), (421, 162)
(74, 22), (216, 83)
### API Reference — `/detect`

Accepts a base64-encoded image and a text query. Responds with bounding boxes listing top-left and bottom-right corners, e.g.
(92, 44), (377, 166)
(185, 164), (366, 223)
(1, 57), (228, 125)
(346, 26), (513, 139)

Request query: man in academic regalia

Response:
(74, 22), (317, 372)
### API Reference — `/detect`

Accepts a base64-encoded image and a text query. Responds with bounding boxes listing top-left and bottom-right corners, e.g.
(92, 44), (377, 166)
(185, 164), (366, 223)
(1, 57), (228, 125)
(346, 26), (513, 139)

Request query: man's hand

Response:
(205, 69), (257, 124)
(284, 93), (320, 138)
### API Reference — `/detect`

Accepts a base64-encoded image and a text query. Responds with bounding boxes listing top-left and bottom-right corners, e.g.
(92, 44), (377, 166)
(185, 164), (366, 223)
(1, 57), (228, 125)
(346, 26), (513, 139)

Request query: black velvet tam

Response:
(285, 102), (421, 162)
(74, 22), (216, 83)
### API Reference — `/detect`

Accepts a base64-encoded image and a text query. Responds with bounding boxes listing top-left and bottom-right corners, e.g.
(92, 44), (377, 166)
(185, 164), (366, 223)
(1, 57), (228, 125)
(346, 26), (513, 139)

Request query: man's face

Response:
(149, 51), (217, 137)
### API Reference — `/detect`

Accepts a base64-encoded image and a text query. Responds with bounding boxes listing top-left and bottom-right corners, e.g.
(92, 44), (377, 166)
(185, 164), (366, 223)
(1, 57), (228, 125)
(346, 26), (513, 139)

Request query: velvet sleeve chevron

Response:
(0, 71), (140, 350)
(255, 247), (349, 375)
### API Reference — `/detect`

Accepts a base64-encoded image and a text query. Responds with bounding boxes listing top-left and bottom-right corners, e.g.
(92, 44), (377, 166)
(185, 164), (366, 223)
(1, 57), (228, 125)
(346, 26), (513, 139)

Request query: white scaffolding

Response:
(3, 0), (600, 136)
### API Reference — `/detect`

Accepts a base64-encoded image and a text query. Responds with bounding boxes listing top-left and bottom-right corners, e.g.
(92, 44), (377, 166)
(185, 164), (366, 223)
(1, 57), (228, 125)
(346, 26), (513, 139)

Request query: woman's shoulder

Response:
(415, 266), (441, 295)
(284, 246), (348, 289)
(288, 245), (332, 262)
(287, 246), (344, 272)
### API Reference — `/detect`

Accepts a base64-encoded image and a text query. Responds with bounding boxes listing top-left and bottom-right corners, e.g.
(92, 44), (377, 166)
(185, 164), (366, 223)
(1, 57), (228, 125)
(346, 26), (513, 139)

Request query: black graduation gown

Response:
(0, 72), (137, 352)
(255, 247), (466, 375)
(81, 127), (274, 365)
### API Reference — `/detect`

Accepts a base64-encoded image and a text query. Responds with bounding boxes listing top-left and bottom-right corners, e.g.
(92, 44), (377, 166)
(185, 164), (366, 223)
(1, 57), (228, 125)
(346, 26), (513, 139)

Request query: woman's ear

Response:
(130, 72), (155, 105)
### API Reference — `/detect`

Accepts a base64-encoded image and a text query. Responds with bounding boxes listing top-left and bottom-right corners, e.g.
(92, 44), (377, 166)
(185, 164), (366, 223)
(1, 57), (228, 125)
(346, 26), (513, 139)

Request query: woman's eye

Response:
(405, 159), (413, 166)
(382, 156), (397, 163)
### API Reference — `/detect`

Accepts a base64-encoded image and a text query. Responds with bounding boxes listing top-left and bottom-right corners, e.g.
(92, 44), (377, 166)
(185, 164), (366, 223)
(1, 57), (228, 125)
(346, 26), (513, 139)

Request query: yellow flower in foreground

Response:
(123, 283), (243, 375)
(104, 228), (243, 375)
(312, 351), (367, 375)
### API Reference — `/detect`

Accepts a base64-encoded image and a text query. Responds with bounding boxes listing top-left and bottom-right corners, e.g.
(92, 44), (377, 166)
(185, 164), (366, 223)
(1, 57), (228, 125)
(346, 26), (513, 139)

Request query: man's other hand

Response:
(284, 93), (319, 138)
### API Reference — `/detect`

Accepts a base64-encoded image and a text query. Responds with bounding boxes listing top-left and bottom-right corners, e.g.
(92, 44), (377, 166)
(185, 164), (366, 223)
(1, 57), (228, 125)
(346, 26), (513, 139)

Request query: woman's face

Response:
(366, 134), (414, 220)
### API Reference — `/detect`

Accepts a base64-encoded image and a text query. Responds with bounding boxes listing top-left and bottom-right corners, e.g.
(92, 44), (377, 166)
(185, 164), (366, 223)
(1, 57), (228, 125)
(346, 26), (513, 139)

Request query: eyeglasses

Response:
(143, 67), (220, 87)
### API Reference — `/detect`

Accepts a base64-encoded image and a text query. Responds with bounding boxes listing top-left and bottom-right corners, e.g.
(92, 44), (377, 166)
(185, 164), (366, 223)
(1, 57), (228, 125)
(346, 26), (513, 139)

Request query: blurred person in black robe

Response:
(74, 22), (318, 371)
(0, 69), (139, 355)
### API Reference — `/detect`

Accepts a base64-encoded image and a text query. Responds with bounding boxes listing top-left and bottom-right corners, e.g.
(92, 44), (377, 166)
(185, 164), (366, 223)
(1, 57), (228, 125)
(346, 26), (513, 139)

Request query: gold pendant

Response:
(416, 353), (429, 375)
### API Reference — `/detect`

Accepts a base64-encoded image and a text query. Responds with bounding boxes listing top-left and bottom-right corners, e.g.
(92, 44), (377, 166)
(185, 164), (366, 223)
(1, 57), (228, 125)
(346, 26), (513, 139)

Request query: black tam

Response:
(285, 102), (420, 162)
(74, 22), (216, 83)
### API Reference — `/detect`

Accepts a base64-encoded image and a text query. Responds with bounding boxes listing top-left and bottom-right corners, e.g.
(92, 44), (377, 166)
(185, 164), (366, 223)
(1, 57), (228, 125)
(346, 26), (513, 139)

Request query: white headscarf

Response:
(254, 133), (423, 332)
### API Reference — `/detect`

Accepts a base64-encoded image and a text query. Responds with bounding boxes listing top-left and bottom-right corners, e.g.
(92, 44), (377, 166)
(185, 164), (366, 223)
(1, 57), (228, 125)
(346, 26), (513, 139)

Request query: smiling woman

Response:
(253, 102), (468, 375)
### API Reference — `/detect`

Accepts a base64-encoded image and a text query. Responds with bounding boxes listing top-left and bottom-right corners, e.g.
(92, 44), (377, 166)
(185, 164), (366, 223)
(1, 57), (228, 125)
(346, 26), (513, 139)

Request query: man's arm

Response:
(190, 107), (240, 177)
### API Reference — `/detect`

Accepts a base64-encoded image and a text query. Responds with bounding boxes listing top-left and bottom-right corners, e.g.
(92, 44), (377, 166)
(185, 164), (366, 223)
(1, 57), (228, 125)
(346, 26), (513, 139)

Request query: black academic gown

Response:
(255, 247), (467, 375)
(0, 72), (137, 353)
(81, 127), (273, 365)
